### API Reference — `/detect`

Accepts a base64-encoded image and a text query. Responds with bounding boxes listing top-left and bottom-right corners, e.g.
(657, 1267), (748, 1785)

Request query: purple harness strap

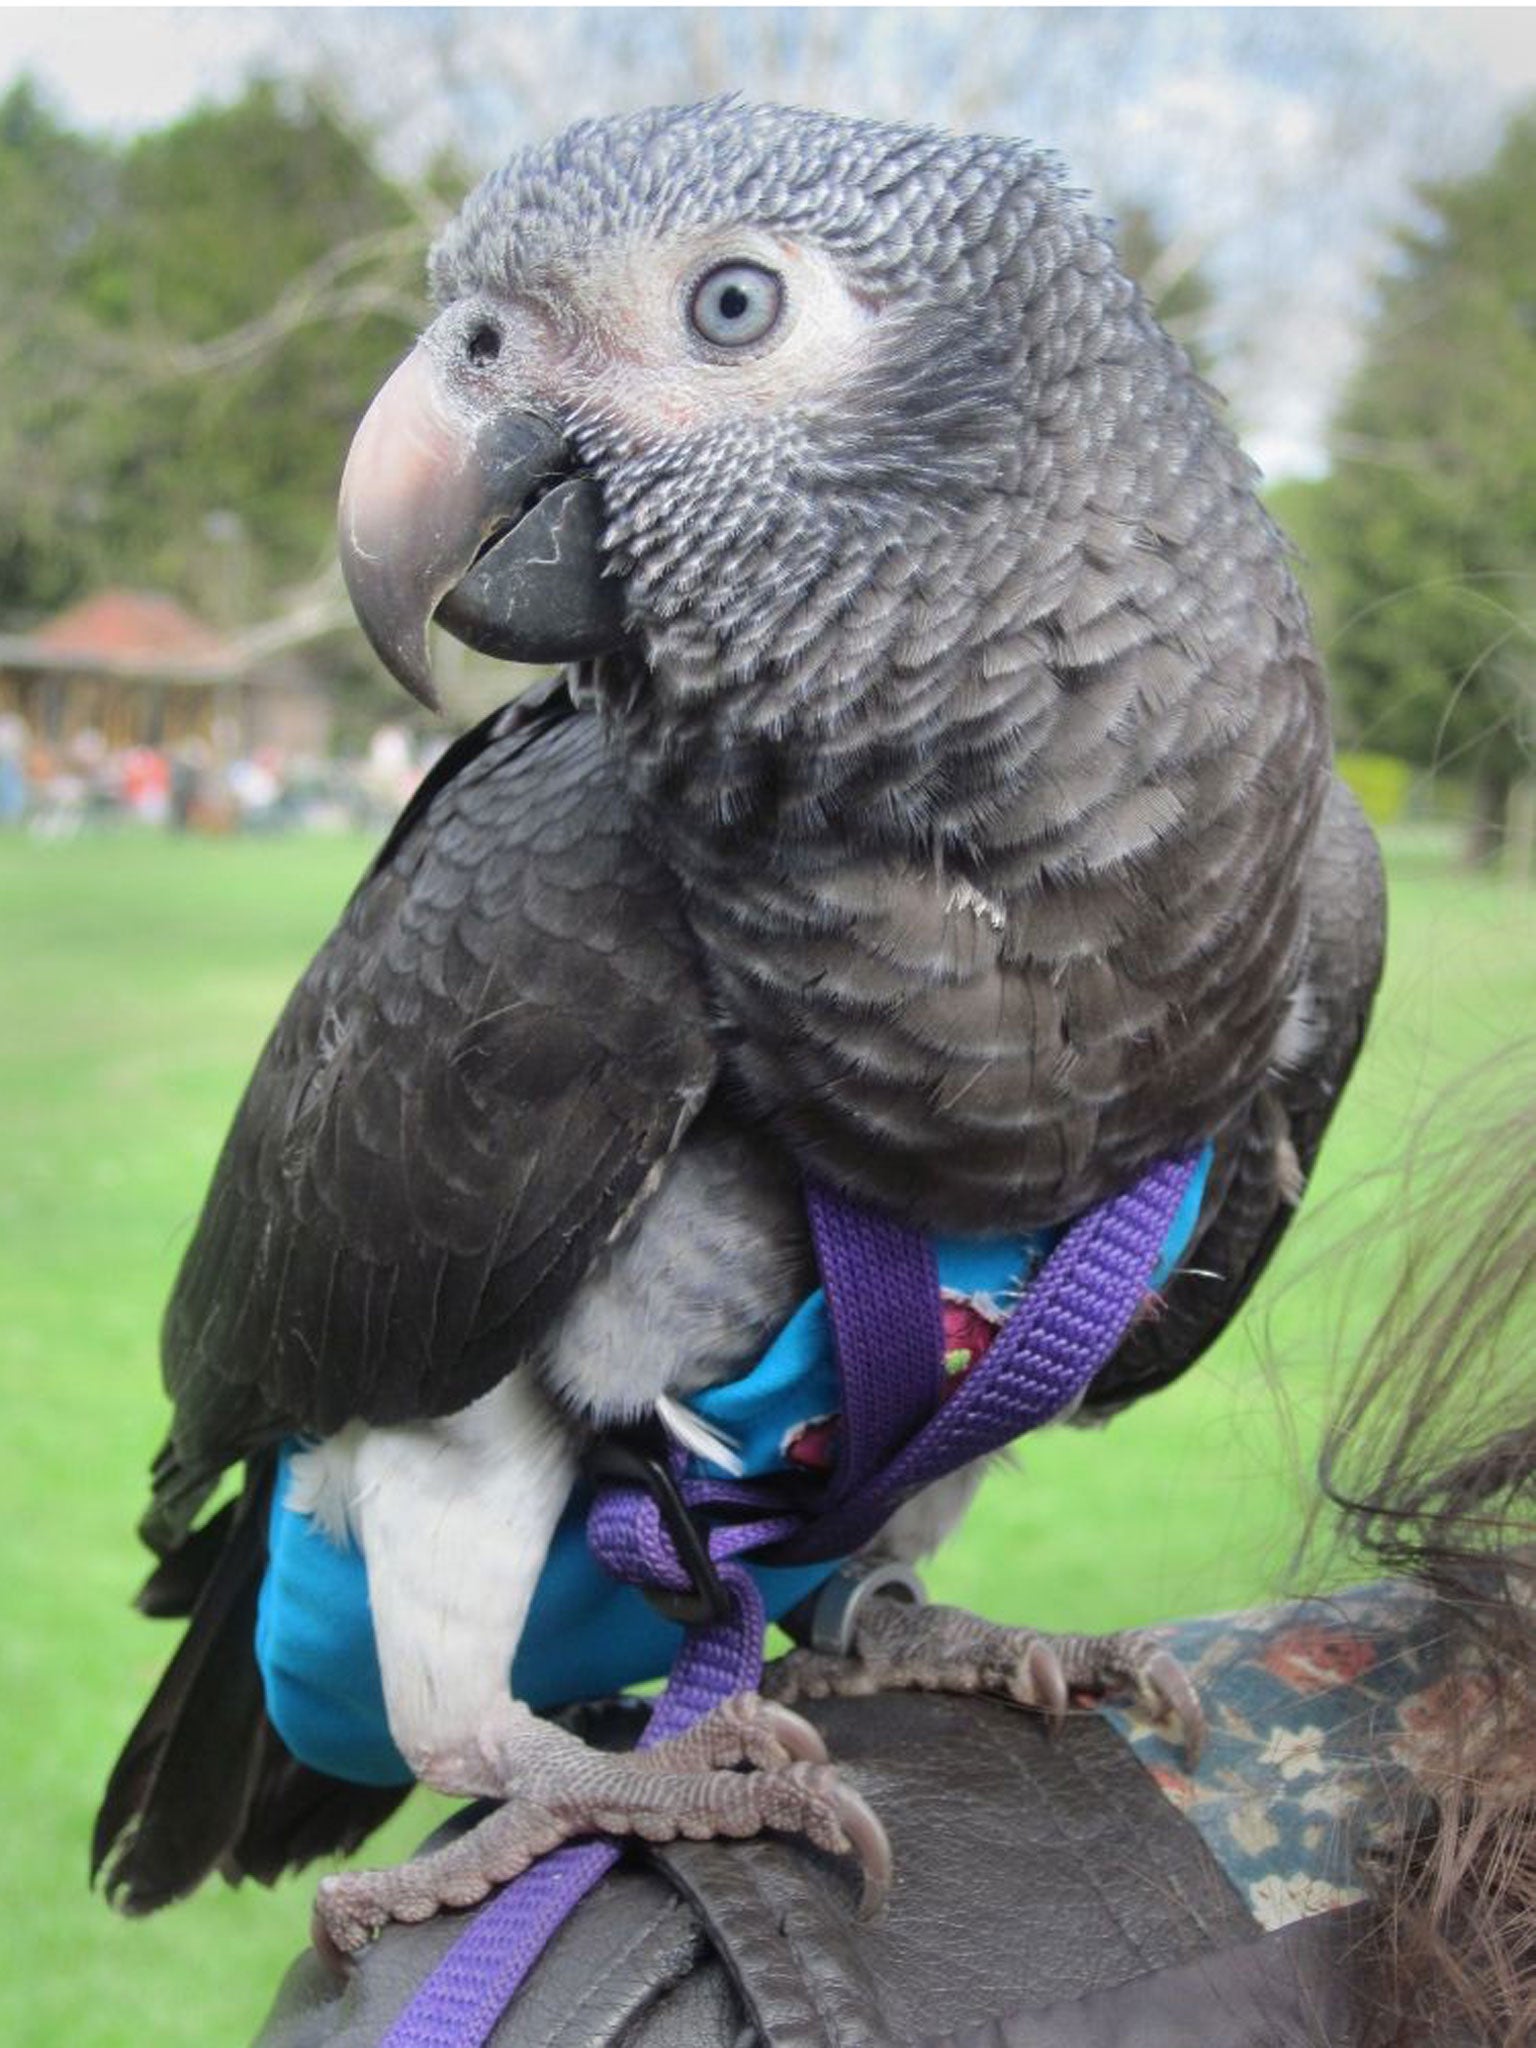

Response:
(375, 1519), (786, 2048)
(380, 1151), (1199, 2048)
(773, 1151), (1199, 1564)
(802, 1178), (945, 1503)
(377, 1510), (795, 2048)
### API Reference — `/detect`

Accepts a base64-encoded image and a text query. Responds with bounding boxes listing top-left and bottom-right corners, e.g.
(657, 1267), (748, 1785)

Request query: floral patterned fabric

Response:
(1103, 1578), (1454, 1930)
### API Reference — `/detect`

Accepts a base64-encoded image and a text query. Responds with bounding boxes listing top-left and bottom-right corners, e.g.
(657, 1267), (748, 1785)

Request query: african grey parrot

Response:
(94, 100), (1384, 1953)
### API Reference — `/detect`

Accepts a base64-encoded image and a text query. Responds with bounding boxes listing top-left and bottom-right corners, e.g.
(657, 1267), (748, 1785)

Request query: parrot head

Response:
(339, 99), (1184, 721)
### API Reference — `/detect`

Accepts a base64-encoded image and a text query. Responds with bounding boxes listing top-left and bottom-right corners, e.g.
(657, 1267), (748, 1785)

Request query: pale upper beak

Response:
(338, 336), (628, 709)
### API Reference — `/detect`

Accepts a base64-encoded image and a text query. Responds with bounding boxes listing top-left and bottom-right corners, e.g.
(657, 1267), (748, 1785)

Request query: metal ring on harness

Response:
(806, 1558), (926, 1656)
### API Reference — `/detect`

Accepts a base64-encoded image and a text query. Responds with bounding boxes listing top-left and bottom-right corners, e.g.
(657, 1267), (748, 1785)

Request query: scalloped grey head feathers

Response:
(430, 98), (1079, 312)
(424, 102), (1212, 702)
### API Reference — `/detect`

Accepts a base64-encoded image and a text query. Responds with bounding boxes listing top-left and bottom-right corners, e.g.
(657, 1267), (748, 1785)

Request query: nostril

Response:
(465, 322), (502, 368)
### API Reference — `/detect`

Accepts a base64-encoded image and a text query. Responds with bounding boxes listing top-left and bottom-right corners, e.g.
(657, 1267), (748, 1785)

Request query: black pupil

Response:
(717, 283), (750, 321)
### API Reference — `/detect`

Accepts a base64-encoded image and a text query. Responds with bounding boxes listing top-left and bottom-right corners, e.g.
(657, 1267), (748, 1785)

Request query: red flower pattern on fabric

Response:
(1259, 1628), (1379, 1693)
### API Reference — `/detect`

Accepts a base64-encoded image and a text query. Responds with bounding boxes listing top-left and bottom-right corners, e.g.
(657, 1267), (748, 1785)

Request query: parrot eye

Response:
(688, 262), (784, 350)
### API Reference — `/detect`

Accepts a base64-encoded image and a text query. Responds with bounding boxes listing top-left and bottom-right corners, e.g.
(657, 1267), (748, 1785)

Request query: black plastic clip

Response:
(583, 1423), (733, 1628)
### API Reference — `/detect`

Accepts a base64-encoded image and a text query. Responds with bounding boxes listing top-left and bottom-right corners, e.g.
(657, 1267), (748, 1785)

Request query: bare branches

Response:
(229, 570), (358, 667)
(149, 228), (425, 382)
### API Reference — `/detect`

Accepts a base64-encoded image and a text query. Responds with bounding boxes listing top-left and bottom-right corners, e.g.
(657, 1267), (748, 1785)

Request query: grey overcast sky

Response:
(3, 6), (1535, 478)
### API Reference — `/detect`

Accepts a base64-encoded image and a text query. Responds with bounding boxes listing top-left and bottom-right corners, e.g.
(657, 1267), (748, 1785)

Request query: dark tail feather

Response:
(139, 1437), (224, 1561)
(227, 1732), (410, 1887)
(94, 1463), (274, 1913)
(135, 1495), (241, 1619)
(95, 1457), (412, 1912)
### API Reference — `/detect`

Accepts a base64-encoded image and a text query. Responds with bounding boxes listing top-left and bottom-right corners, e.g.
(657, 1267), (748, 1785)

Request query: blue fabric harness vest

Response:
(257, 1152), (1211, 1785)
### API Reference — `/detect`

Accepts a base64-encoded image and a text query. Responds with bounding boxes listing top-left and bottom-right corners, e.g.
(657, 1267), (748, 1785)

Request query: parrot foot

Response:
(765, 1596), (1206, 1765)
(311, 1691), (889, 1965)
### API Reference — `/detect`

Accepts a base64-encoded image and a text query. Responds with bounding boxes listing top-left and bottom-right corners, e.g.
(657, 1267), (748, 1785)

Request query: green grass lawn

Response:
(2, 821), (1533, 2047)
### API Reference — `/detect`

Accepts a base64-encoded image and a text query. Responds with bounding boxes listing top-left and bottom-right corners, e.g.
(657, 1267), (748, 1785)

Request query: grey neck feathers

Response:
(603, 364), (1299, 896)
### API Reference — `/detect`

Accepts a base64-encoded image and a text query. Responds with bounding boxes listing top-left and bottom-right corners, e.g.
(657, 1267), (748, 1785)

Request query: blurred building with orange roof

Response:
(0, 588), (328, 756)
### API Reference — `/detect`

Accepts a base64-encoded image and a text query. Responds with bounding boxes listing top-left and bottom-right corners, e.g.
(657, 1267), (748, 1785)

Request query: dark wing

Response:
(1086, 775), (1386, 1410)
(156, 679), (715, 1513)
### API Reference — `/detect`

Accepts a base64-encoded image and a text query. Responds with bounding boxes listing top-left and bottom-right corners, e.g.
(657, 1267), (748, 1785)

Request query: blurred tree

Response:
(1285, 108), (1536, 863)
(77, 80), (427, 618)
(0, 79), (427, 631)
(0, 80), (116, 613)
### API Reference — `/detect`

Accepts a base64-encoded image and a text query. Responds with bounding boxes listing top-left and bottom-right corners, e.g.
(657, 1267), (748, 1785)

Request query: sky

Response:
(4, 6), (1536, 141)
(2, 5), (1535, 477)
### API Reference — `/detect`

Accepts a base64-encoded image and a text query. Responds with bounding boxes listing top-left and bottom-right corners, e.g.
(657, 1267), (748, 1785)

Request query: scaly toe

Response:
(770, 1599), (1203, 1768)
(309, 1895), (355, 1979)
(312, 1875), (384, 1966)
(308, 1796), (569, 1967)
(633, 1688), (830, 1772)
(763, 1646), (880, 1704)
(307, 1723), (889, 1958)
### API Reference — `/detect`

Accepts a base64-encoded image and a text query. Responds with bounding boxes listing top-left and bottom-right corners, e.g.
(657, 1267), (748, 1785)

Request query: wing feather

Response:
(1087, 776), (1386, 1408)
(158, 681), (716, 1500)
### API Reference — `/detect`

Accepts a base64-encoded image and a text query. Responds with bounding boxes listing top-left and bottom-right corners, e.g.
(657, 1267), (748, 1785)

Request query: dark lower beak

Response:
(337, 346), (627, 709)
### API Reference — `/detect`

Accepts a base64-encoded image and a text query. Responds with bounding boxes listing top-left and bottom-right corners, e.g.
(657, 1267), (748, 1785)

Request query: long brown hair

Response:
(1321, 1079), (1536, 2043)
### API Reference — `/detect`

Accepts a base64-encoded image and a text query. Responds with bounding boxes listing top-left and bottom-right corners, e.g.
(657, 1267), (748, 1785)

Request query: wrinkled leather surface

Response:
(935, 1909), (1373, 2048)
(647, 1693), (1255, 2045)
(254, 1693), (1307, 2048)
(256, 1867), (715, 2048)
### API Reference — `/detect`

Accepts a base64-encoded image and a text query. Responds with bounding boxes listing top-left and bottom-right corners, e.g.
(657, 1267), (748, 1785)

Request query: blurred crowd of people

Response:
(0, 715), (437, 837)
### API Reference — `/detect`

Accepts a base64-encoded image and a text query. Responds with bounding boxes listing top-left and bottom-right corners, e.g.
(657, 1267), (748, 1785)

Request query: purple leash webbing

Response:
(802, 1178), (946, 1503)
(377, 1504), (796, 2048)
(379, 1150), (1200, 2048)
(773, 1151), (1201, 1564)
